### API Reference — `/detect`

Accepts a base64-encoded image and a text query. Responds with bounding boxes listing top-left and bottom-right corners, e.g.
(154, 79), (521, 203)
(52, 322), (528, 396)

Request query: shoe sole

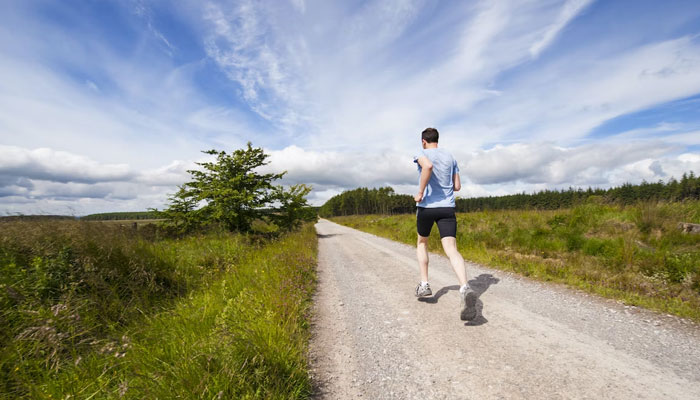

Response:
(460, 291), (478, 321)
(415, 290), (432, 298)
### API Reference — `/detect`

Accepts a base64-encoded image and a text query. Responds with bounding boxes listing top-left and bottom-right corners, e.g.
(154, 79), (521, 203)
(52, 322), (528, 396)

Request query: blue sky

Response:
(1, 0), (699, 214)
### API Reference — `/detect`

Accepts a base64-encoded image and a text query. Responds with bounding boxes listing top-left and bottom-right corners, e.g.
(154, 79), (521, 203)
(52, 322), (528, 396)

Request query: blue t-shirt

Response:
(413, 148), (459, 208)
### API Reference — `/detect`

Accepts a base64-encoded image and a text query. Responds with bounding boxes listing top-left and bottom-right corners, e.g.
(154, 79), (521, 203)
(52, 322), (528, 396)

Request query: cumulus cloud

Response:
(137, 160), (194, 186)
(263, 141), (697, 205)
(27, 181), (134, 201)
(0, 145), (134, 184)
(461, 141), (678, 185)
(0, 145), (187, 213)
(264, 145), (416, 188)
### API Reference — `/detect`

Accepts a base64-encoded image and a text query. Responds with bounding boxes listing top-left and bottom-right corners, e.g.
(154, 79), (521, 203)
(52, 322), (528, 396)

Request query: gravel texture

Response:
(308, 219), (700, 399)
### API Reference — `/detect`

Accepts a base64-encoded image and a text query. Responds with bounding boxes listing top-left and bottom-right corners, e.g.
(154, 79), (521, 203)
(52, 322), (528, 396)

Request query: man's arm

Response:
(414, 156), (433, 202)
(453, 172), (461, 191)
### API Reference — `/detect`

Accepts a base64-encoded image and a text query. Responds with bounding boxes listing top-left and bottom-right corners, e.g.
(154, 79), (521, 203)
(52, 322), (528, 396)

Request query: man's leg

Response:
(415, 208), (433, 297)
(441, 236), (477, 320)
(415, 235), (432, 297)
(440, 237), (467, 286)
(417, 235), (430, 282)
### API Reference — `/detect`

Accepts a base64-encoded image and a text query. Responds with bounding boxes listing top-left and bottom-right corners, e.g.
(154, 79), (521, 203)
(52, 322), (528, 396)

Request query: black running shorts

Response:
(416, 207), (457, 238)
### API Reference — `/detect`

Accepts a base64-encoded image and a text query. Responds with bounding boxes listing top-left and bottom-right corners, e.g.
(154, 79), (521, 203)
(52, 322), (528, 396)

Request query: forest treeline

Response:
(319, 172), (700, 217)
(319, 187), (416, 217)
(81, 211), (161, 220)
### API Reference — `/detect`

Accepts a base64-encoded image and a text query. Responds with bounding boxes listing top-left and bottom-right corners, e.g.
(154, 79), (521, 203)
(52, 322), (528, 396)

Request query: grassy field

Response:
(331, 201), (700, 321)
(0, 219), (317, 399)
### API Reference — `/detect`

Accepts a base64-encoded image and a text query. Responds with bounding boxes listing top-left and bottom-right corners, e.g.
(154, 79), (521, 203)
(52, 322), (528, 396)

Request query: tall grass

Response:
(331, 201), (700, 321)
(1, 219), (317, 399)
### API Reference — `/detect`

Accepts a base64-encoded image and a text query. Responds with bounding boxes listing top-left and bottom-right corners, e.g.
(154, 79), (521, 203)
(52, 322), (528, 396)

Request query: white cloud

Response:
(0, 8), (259, 168)
(278, 0), (614, 152)
(265, 145), (416, 188)
(137, 160), (195, 186)
(0, 145), (192, 214)
(461, 141), (677, 185)
(0, 145), (134, 184)
(473, 36), (700, 144)
(202, 0), (310, 128)
(529, 0), (594, 58)
(607, 124), (700, 146)
(264, 141), (696, 206)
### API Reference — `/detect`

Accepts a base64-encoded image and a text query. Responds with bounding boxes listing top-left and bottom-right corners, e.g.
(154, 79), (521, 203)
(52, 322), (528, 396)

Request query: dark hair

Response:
(421, 127), (439, 143)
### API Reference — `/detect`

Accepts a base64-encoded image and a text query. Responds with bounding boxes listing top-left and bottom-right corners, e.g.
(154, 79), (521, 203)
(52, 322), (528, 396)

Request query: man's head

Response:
(421, 127), (439, 148)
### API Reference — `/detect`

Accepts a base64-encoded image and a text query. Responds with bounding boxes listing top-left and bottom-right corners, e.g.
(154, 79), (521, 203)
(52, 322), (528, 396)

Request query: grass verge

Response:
(1, 220), (317, 399)
(330, 201), (700, 321)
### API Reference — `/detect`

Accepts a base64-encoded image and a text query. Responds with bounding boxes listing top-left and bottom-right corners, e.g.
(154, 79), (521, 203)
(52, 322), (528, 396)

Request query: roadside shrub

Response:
(564, 230), (585, 251)
(633, 202), (665, 234)
(582, 237), (613, 257)
(663, 252), (697, 284)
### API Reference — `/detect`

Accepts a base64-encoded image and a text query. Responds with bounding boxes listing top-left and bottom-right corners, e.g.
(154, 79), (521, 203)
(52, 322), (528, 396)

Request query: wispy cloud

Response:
(529, 0), (594, 58)
(202, 0), (309, 128)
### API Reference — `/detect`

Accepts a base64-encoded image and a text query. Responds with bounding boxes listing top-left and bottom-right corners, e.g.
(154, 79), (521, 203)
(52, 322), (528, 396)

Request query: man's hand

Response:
(414, 192), (423, 202)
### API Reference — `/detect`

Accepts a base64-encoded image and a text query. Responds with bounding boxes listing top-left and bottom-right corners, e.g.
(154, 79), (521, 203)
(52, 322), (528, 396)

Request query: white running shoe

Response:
(415, 282), (432, 297)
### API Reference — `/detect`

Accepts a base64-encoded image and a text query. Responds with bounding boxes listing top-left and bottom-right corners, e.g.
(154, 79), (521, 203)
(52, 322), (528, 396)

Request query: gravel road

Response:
(308, 219), (700, 399)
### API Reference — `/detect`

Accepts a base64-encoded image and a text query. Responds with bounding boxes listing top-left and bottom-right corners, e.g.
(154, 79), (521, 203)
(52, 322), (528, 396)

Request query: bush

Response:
(664, 252), (697, 284)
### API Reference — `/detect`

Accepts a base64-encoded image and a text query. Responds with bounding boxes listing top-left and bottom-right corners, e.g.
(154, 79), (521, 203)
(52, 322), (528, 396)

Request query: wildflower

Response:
(118, 381), (129, 397)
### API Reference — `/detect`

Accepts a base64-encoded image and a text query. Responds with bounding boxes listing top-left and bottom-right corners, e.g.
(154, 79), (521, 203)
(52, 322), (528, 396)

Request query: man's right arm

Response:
(453, 172), (461, 191)
(415, 156), (433, 202)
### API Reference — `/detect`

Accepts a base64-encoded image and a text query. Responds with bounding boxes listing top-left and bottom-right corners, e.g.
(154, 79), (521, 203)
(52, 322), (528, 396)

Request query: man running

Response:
(413, 127), (477, 321)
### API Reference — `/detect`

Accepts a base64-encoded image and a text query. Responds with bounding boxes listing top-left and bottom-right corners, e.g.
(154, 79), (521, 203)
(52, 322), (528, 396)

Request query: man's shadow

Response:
(418, 285), (458, 304)
(418, 273), (499, 326)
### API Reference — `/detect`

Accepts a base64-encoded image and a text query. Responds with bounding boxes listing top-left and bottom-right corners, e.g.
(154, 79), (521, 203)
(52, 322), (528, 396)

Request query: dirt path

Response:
(308, 219), (700, 399)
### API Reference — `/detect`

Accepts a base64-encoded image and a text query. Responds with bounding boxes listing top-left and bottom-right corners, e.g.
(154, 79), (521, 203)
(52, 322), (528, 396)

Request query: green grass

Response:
(331, 201), (700, 321)
(1, 220), (317, 399)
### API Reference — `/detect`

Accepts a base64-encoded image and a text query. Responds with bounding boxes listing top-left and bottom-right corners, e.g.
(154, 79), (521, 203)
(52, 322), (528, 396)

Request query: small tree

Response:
(272, 184), (315, 231)
(157, 186), (201, 233)
(158, 143), (313, 233)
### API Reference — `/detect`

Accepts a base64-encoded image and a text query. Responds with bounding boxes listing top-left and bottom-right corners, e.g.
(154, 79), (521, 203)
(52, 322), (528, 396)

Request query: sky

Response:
(1, 0), (700, 215)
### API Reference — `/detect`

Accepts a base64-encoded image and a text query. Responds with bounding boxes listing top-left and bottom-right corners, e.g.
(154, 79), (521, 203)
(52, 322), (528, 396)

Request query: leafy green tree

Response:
(272, 184), (315, 231)
(158, 143), (313, 233)
(157, 186), (201, 233)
